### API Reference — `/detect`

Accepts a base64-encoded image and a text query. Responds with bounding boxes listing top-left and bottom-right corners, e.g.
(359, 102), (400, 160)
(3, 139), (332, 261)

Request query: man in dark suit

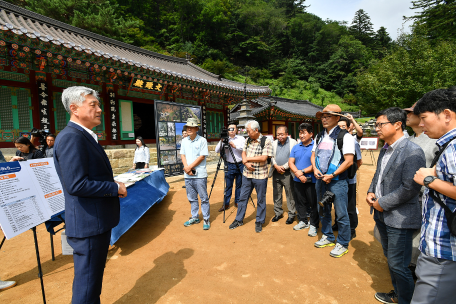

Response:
(366, 107), (425, 304)
(53, 86), (127, 304)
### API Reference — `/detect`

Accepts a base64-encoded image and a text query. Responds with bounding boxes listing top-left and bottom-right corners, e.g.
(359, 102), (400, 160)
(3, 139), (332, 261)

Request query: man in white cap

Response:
(180, 118), (211, 230)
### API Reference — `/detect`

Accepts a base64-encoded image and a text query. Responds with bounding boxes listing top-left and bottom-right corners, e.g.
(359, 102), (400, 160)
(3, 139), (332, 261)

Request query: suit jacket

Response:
(53, 121), (120, 238)
(269, 138), (298, 178)
(368, 138), (425, 229)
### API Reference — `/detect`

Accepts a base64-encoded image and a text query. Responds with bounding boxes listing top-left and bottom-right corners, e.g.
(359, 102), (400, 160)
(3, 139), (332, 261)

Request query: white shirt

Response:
(71, 120), (98, 143)
(312, 127), (355, 155)
(133, 146), (150, 164)
(215, 135), (245, 163)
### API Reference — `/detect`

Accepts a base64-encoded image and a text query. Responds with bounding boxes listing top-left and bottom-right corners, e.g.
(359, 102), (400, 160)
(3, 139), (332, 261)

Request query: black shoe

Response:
(271, 214), (283, 222)
(374, 290), (398, 304)
(182, 185), (186, 188)
(255, 222), (262, 233)
(229, 220), (243, 230)
(218, 205), (230, 212)
(350, 231), (356, 240)
(332, 223), (338, 231)
(286, 217), (295, 225)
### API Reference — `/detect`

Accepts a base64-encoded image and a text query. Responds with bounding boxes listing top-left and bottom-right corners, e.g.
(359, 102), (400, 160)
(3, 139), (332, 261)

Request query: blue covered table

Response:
(110, 169), (169, 245)
(45, 170), (169, 246)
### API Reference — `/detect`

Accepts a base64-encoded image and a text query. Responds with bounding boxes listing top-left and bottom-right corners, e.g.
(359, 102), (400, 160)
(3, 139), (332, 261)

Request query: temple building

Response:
(0, 1), (270, 149)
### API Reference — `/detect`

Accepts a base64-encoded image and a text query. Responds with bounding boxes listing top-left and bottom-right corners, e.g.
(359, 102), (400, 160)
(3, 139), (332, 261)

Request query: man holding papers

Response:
(53, 86), (127, 304)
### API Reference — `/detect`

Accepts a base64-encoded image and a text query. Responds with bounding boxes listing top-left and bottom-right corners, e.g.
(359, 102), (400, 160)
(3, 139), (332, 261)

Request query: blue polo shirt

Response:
(180, 134), (208, 178)
(290, 139), (316, 183)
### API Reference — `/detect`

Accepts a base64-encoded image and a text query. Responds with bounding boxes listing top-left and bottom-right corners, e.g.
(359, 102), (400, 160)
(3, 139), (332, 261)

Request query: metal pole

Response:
(32, 227), (46, 304)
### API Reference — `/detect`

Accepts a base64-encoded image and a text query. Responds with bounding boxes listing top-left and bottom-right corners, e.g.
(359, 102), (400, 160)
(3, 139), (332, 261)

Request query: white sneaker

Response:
(293, 221), (309, 230)
(0, 280), (16, 291)
(308, 225), (317, 237)
(330, 243), (349, 258)
(314, 235), (335, 248)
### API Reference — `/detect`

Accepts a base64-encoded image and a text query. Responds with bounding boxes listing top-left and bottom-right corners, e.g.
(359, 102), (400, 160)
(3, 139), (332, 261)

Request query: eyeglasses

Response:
(375, 122), (392, 129)
(321, 115), (334, 120)
(228, 128), (235, 131)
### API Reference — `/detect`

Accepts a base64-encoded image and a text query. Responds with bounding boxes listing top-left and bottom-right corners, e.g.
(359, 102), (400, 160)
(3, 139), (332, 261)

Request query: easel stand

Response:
(208, 140), (255, 223)
(362, 149), (377, 166)
(32, 226), (46, 304)
(0, 229), (47, 303)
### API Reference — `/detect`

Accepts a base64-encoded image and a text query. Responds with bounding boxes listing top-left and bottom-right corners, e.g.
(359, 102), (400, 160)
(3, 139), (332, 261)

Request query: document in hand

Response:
(0, 158), (65, 239)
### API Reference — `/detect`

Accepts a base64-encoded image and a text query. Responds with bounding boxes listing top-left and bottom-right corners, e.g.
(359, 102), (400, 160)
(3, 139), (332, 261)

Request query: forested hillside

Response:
(8, 0), (456, 114)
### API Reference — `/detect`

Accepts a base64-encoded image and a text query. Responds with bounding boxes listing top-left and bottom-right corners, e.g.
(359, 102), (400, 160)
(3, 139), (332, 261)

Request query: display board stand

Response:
(362, 149), (377, 166)
(0, 228), (47, 303)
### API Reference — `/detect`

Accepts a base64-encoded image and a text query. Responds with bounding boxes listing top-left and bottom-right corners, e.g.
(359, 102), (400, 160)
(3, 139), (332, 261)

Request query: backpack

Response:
(315, 129), (358, 179)
(428, 137), (456, 236)
(247, 136), (271, 164)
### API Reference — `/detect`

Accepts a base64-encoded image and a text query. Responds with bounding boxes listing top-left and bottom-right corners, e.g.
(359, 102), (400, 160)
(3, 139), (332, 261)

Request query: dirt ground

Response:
(0, 150), (393, 304)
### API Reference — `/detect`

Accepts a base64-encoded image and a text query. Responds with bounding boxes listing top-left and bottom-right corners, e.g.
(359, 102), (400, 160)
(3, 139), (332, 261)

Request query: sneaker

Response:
(203, 219), (210, 230)
(0, 280), (16, 291)
(308, 225), (318, 237)
(255, 222), (262, 233)
(330, 243), (349, 258)
(183, 218), (200, 227)
(293, 221), (310, 231)
(314, 235), (335, 248)
(229, 220), (243, 230)
(374, 290), (398, 304)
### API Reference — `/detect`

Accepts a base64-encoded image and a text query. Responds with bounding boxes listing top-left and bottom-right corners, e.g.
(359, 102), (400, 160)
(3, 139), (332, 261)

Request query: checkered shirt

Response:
(243, 134), (273, 179)
(420, 128), (456, 261)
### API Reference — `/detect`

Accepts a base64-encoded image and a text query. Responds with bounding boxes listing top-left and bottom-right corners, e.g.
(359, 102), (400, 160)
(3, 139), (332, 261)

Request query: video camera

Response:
(30, 128), (50, 148)
(318, 191), (335, 216)
(220, 127), (229, 144)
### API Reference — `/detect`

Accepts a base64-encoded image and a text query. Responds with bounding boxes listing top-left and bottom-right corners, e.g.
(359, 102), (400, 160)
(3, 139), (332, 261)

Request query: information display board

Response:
(0, 159), (65, 239)
(359, 137), (379, 150)
(154, 101), (202, 176)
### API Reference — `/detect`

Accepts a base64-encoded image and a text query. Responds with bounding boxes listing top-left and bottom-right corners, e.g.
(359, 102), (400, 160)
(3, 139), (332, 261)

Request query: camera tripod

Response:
(208, 138), (255, 223)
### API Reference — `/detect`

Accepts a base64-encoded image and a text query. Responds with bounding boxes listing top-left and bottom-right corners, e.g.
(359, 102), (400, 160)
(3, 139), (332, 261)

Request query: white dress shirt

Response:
(133, 146), (150, 164)
(70, 120), (98, 143)
(215, 135), (245, 163)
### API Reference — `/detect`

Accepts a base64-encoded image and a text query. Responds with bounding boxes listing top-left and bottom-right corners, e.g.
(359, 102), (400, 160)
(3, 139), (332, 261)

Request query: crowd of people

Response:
(1, 85), (455, 304)
(180, 89), (456, 304)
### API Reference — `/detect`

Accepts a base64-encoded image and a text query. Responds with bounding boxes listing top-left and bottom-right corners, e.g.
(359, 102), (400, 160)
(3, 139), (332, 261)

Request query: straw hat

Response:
(315, 104), (345, 119)
(184, 117), (199, 127)
(403, 102), (417, 112)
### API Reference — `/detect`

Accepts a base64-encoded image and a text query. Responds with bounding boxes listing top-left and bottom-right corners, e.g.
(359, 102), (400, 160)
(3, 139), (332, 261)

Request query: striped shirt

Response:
(420, 128), (456, 261)
(243, 134), (273, 179)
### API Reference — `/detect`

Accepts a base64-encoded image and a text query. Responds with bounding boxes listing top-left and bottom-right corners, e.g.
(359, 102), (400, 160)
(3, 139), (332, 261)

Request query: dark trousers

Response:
(67, 230), (112, 304)
(235, 176), (267, 224)
(224, 162), (244, 206)
(375, 212), (415, 304)
(135, 162), (145, 169)
(293, 181), (319, 228)
(335, 182), (358, 233)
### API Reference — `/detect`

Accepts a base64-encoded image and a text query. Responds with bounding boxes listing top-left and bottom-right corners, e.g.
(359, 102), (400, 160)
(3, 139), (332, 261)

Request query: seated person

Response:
(10, 137), (44, 161)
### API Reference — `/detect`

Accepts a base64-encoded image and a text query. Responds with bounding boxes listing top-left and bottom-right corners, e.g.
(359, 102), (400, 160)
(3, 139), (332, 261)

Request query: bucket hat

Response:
(315, 104), (345, 119)
(184, 117), (199, 127)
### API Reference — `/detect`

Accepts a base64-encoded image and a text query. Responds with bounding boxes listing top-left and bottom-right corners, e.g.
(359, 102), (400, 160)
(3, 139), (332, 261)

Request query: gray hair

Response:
(246, 120), (260, 131)
(61, 86), (99, 113)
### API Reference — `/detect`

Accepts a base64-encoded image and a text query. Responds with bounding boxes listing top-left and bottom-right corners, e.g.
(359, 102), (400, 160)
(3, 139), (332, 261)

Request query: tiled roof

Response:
(0, 1), (270, 94)
(230, 96), (324, 119)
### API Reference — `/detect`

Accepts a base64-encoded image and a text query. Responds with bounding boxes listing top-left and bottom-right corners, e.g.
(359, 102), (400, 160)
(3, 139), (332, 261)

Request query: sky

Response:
(305, 0), (419, 40)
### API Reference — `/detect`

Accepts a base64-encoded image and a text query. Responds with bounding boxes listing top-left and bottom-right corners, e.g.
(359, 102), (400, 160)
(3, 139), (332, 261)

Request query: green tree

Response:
(408, 0), (456, 41)
(25, 0), (141, 44)
(356, 33), (456, 114)
(349, 9), (374, 46)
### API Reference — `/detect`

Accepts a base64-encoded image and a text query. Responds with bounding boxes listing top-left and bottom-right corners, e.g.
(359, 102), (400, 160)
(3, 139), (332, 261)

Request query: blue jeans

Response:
(375, 212), (415, 304)
(235, 176), (267, 224)
(316, 179), (350, 247)
(224, 162), (244, 206)
(185, 178), (210, 220)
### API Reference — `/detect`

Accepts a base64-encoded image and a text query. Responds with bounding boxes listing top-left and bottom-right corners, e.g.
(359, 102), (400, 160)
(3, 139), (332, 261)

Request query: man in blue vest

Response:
(311, 104), (355, 258)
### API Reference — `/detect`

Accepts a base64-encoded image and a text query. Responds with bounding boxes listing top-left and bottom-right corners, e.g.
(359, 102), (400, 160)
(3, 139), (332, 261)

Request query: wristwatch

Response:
(424, 176), (438, 188)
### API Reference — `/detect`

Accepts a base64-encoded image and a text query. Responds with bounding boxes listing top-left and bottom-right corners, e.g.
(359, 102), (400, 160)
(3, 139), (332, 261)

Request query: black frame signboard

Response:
(154, 100), (202, 176)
